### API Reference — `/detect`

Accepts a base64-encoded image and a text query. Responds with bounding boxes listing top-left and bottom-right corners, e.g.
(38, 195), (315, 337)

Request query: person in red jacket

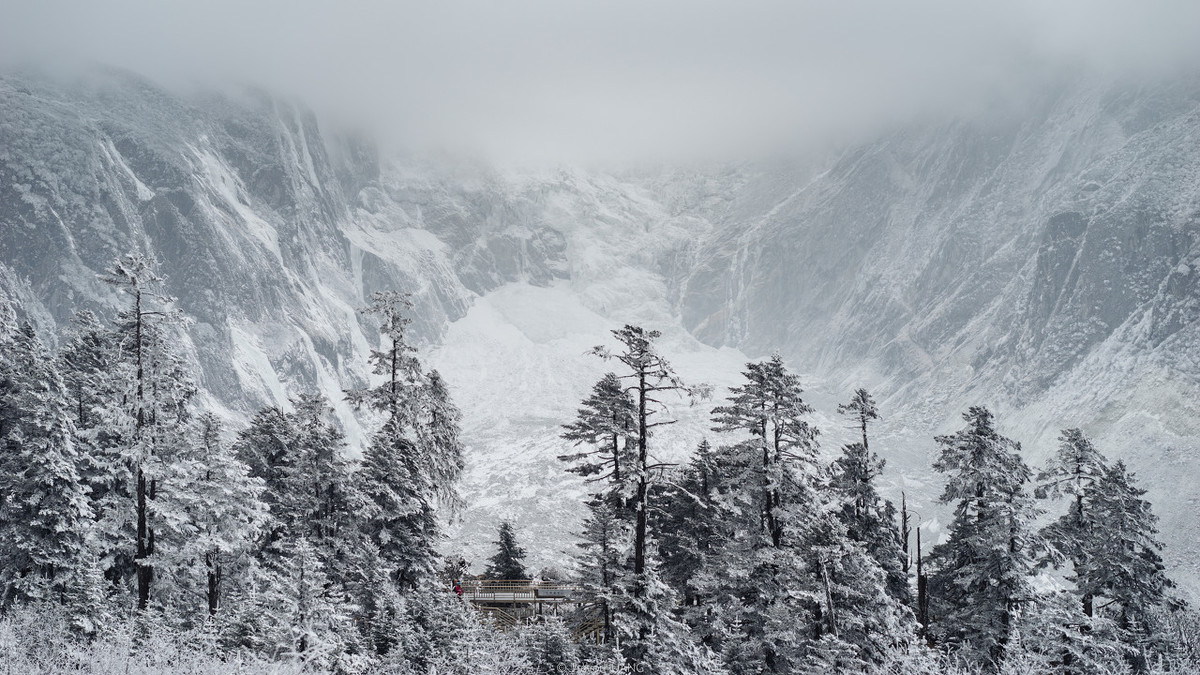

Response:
(453, 580), (463, 597)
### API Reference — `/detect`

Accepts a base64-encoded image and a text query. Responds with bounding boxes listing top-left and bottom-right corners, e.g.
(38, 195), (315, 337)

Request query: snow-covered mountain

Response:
(3, 68), (1199, 593)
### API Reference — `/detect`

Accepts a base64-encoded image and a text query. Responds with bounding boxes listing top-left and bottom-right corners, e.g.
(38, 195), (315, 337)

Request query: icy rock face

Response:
(0, 68), (570, 430)
(672, 79), (1200, 589)
(5, 67), (1200, 588)
(679, 79), (1200, 407)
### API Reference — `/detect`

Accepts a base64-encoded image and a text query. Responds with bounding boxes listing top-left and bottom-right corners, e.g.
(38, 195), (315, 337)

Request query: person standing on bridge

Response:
(453, 580), (463, 597)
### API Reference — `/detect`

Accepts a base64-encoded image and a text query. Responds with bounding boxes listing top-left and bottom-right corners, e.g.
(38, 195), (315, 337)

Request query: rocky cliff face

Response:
(669, 77), (1200, 587)
(679, 78), (1200, 408)
(4, 68), (1200, 588)
(0, 68), (576, 442)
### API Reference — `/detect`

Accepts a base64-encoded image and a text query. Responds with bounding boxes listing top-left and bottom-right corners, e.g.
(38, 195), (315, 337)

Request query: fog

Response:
(3, 0), (1200, 163)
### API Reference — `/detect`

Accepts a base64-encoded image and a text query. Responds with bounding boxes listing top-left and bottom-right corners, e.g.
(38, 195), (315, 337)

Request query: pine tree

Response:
(1036, 429), (1174, 664)
(291, 393), (372, 608)
(574, 498), (627, 645)
(593, 326), (703, 580)
(710, 354), (818, 549)
(347, 291), (465, 589)
(1086, 461), (1173, 635)
(60, 557), (115, 640)
(928, 406), (1040, 668)
(235, 393), (372, 642)
(520, 617), (580, 674)
(235, 405), (299, 554)
(830, 388), (911, 606)
(561, 370), (639, 653)
(96, 252), (197, 611)
(291, 394), (360, 552)
(586, 324), (707, 672)
(0, 319), (93, 606)
(263, 537), (348, 663)
(57, 310), (110, 432)
(700, 354), (825, 672)
(560, 372), (637, 510)
(484, 521), (529, 580)
(175, 413), (267, 618)
(655, 440), (723, 617)
(1037, 428), (1117, 619)
(417, 369), (466, 513)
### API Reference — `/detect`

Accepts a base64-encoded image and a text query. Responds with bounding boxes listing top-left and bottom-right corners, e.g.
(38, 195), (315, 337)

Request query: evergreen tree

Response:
(96, 252), (197, 611)
(235, 405), (301, 554)
(615, 560), (724, 675)
(359, 417), (436, 587)
(838, 387), (879, 450)
(574, 498), (627, 646)
(57, 310), (121, 549)
(560, 372), (636, 510)
(928, 406), (1040, 668)
(1086, 461), (1173, 635)
(291, 394), (361, 557)
(655, 440), (723, 619)
(1037, 428), (1120, 618)
(57, 310), (110, 432)
(60, 557), (115, 640)
(587, 324), (707, 672)
(560, 371), (638, 651)
(520, 618), (580, 674)
(592, 326), (703, 582)
(235, 393), (371, 643)
(417, 368), (466, 513)
(830, 389), (911, 606)
(1037, 429), (1174, 664)
(484, 521), (529, 580)
(347, 291), (465, 589)
(263, 537), (348, 663)
(173, 413), (267, 618)
(0, 319), (93, 606)
(700, 354), (821, 672)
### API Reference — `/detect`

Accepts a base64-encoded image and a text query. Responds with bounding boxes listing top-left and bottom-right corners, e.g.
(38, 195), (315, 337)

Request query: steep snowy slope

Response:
(673, 76), (1200, 590)
(4, 68), (1200, 592)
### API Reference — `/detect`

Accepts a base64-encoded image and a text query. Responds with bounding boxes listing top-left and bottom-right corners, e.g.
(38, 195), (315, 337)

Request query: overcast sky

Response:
(4, 1), (1200, 163)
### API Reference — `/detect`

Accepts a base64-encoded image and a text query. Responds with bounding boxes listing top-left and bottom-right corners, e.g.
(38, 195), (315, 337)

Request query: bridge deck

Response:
(458, 579), (583, 604)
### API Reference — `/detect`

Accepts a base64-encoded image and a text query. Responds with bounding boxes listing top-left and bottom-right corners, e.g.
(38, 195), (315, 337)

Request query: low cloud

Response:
(4, 0), (1200, 163)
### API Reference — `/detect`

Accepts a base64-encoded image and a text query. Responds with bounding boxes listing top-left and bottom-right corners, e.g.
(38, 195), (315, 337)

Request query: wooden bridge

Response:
(458, 580), (604, 641)
(459, 579), (581, 608)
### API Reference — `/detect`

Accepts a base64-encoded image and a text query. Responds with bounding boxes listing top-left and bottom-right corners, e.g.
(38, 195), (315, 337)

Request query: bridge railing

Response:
(458, 579), (583, 601)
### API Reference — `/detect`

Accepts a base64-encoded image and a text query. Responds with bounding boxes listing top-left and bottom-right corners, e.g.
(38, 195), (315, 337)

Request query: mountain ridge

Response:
(3, 67), (1200, 591)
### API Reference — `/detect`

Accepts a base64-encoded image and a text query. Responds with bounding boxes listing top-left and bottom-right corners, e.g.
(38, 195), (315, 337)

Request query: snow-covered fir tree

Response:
(290, 393), (366, 581)
(169, 413), (267, 619)
(347, 291), (465, 589)
(485, 521), (530, 580)
(1087, 461), (1174, 636)
(1036, 426), (1173, 647)
(698, 356), (907, 673)
(263, 537), (350, 664)
(1036, 428), (1111, 618)
(56, 310), (110, 432)
(560, 372), (637, 510)
(95, 252), (198, 611)
(574, 498), (626, 645)
(702, 354), (823, 673)
(928, 406), (1040, 668)
(830, 389), (911, 606)
(654, 439), (723, 631)
(234, 405), (301, 554)
(0, 317), (93, 607)
(583, 324), (711, 674)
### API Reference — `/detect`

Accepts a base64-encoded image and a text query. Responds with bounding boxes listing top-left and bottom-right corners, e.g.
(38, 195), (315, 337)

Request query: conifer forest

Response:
(1, 254), (1197, 674)
(8, 4), (1200, 674)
